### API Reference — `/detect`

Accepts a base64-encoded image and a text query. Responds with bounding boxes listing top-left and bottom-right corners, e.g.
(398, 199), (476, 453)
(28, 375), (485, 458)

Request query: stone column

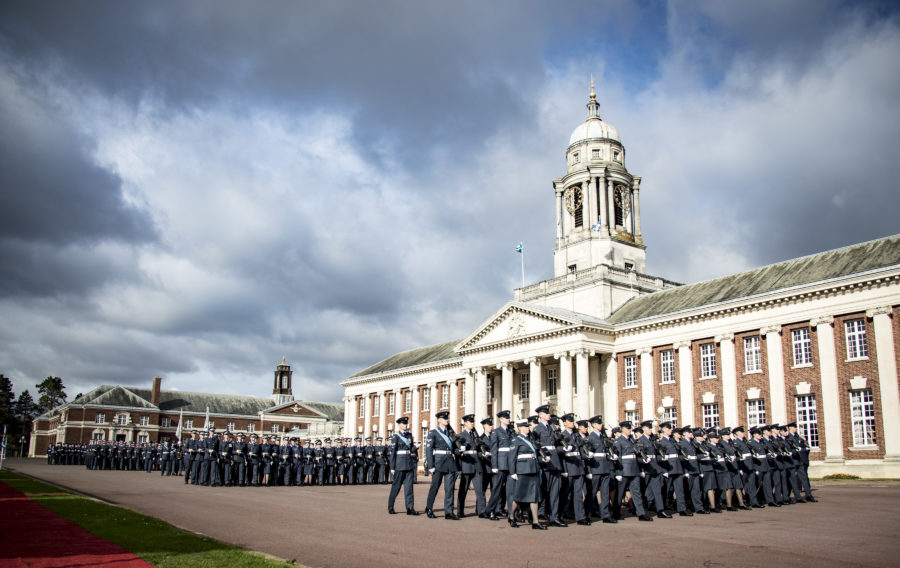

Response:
(718, 333), (738, 427)
(527, 357), (543, 412)
(428, 383), (438, 427)
(575, 350), (590, 419)
(598, 174), (608, 232)
(555, 187), (564, 241)
(581, 179), (591, 230)
(343, 396), (351, 437)
(867, 306), (900, 461)
(377, 392), (387, 439)
(556, 352), (573, 414)
(363, 393), (373, 439)
(411, 385), (421, 433)
(632, 177), (643, 244)
(812, 315), (844, 463)
(588, 176), (599, 228)
(450, 380), (460, 431)
(762, 325), (787, 424)
(474, 368), (488, 421)
(602, 354), (618, 424)
(675, 341), (694, 426)
(498, 362), (513, 413)
(589, 353), (601, 417)
(607, 178), (616, 233)
(463, 369), (475, 415)
(637, 346), (654, 419)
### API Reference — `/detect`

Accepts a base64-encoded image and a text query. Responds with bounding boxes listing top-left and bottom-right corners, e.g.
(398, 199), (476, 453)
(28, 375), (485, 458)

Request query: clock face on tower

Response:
(564, 186), (583, 213)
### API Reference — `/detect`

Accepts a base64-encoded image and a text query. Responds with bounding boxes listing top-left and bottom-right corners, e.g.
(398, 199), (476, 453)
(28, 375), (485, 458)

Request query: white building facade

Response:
(341, 88), (900, 478)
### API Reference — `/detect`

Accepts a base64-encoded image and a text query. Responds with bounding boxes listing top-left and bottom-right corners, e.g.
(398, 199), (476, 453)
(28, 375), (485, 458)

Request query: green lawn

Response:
(0, 470), (299, 568)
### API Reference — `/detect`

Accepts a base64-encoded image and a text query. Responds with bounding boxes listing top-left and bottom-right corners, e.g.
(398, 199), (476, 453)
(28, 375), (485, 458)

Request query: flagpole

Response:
(521, 248), (525, 288)
(0, 425), (7, 471)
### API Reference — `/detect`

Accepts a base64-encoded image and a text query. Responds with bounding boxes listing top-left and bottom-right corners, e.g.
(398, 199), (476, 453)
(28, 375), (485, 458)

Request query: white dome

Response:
(568, 117), (620, 145)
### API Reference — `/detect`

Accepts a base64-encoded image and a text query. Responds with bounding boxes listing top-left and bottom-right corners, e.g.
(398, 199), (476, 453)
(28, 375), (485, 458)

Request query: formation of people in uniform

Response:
(46, 429), (403, 487)
(389, 405), (817, 530)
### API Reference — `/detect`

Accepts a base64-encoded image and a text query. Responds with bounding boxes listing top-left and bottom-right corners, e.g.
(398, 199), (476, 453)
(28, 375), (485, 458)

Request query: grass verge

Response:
(0, 470), (299, 568)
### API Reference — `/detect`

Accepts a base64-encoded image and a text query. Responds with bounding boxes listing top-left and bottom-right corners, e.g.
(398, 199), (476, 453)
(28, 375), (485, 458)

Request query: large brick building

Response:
(30, 359), (343, 456)
(341, 88), (900, 477)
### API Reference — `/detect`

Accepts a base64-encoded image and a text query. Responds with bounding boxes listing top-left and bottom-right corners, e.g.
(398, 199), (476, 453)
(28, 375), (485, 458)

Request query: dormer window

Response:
(592, 149), (600, 159)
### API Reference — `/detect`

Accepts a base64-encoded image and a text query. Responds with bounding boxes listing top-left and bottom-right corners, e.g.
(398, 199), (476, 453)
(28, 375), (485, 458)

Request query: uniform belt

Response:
(396, 450), (409, 455)
(543, 445), (556, 450)
(665, 454), (678, 459)
(463, 450), (476, 454)
(589, 452), (606, 458)
(517, 453), (535, 459)
(687, 456), (697, 460)
(742, 453), (752, 459)
(498, 448), (511, 452)
(565, 451), (580, 457)
(433, 450), (450, 455)
(716, 458), (725, 462)
(621, 455), (635, 460)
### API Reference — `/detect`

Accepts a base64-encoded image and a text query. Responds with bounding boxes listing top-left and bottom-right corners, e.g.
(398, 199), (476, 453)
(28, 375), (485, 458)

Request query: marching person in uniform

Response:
(457, 414), (487, 519)
(560, 413), (590, 525)
(387, 416), (419, 515)
(487, 411), (512, 518)
(787, 422), (817, 502)
(658, 422), (690, 516)
(614, 421), (652, 521)
(586, 416), (617, 523)
(532, 405), (567, 527)
(507, 418), (547, 530)
(424, 411), (460, 519)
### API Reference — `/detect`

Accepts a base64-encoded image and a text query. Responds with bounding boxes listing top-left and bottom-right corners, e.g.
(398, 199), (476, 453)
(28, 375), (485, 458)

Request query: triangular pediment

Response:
(457, 301), (610, 351)
(263, 400), (328, 418)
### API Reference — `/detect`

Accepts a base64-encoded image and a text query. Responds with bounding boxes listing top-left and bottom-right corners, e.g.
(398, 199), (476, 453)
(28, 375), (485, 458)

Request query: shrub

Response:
(822, 473), (860, 480)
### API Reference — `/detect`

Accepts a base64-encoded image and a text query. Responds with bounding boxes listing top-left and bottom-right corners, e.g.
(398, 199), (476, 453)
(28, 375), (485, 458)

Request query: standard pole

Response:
(521, 248), (525, 288)
(0, 425), (7, 471)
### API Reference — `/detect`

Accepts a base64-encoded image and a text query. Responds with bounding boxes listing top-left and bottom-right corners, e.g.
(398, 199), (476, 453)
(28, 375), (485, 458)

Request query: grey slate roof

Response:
(56, 384), (342, 419)
(350, 339), (462, 378)
(608, 234), (900, 324)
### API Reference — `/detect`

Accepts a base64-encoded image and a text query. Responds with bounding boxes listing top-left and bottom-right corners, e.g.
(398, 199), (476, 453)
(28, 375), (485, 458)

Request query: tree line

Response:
(1, 374), (67, 456)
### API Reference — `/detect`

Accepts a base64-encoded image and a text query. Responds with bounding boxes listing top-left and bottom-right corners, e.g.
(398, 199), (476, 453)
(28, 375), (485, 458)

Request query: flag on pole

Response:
(515, 242), (525, 288)
(514, 242), (523, 253)
(203, 406), (210, 430)
(175, 409), (183, 439)
(591, 222), (603, 232)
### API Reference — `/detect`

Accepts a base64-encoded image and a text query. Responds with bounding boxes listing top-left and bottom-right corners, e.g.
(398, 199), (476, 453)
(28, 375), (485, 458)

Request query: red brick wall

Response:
(782, 321), (826, 458)
(735, 330), (770, 426)
(834, 312), (885, 460)
(692, 338), (722, 426)
(616, 350), (640, 419)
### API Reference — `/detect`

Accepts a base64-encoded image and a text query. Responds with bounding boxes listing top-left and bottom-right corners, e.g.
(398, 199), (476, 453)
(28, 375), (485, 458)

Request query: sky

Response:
(2, 0), (899, 405)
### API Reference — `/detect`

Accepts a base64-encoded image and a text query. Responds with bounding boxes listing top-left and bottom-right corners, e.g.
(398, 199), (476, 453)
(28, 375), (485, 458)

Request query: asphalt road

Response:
(7, 459), (900, 568)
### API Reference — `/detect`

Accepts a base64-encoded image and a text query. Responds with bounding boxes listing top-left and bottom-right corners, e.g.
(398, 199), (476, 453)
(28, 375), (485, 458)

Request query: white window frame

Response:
(441, 385), (449, 409)
(624, 356), (637, 388)
(746, 399), (766, 428)
(519, 373), (530, 399)
(624, 410), (638, 424)
(358, 398), (365, 418)
(591, 148), (600, 159)
(573, 151), (580, 164)
(271, 424), (280, 433)
(372, 396), (380, 417)
(208, 421), (215, 430)
(660, 350), (675, 384)
(160, 417), (171, 428)
(140, 416), (150, 427)
(700, 343), (716, 378)
(137, 434), (149, 443)
(850, 389), (876, 446)
(547, 368), (558, 396)
(845, 319), (868, 360)
(461, 383), (467, 407)
(702, 403), (720, 429)
(247, 423), (255, 432)
(185, 419), (193, 430)
(744, 336), (762, 373)
(388, 393), (395, 415)
(792, 327), (813, 367)
(423, 388), (430, 411)
(115, 414), (127, 425)
(226, 421), (235, 432)
(795, 395), (819, 449)
(662, 406), (677, 427)
(92, 432), (104, 441)
(486, 377), (493, 398)
(404, 390), (412, 414)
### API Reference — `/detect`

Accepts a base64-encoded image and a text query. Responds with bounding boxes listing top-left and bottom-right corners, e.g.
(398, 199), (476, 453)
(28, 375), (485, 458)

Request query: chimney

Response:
(151, 376), (161, 406)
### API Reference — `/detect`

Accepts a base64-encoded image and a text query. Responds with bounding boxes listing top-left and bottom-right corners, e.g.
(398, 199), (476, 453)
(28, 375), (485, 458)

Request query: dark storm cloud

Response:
(0, 61), (156, 250)
(0, 0), (552, 170)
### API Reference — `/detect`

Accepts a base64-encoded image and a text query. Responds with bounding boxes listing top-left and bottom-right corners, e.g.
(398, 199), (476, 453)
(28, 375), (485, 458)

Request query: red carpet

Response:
(0, 480), (154, 568)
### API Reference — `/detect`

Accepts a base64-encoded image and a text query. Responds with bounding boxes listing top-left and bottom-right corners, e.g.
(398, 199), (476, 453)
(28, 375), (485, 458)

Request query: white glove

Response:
(543, 456), (551, 463)
(429, 468), (435, 474)
(562, 472), (568, 477)
(756, 471), (761, 476)
(685, 473), (691, 479)
(492, 468), (498, 474)
(586, 474), (593, 480)
(511, 474), (518, 480)
(615, 475), (622, 482)
(390, 470), (395, 475)
(640, 472), (645, 478)
(700, 474), (704, 478)
(663, 473), (669, 478)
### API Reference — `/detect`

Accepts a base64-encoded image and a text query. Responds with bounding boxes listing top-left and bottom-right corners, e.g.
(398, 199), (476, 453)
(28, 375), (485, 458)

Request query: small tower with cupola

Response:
(273, 357), (294, 405)
(553, 80), (647, 277)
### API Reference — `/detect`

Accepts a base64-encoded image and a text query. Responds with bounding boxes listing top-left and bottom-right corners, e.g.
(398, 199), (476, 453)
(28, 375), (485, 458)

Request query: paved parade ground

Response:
(5, 459), (900, 568)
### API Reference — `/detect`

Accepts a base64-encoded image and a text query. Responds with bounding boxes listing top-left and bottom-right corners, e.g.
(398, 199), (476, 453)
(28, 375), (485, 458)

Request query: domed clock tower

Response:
(272, 357), (294, 405)
(553, 81), (647, 277)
